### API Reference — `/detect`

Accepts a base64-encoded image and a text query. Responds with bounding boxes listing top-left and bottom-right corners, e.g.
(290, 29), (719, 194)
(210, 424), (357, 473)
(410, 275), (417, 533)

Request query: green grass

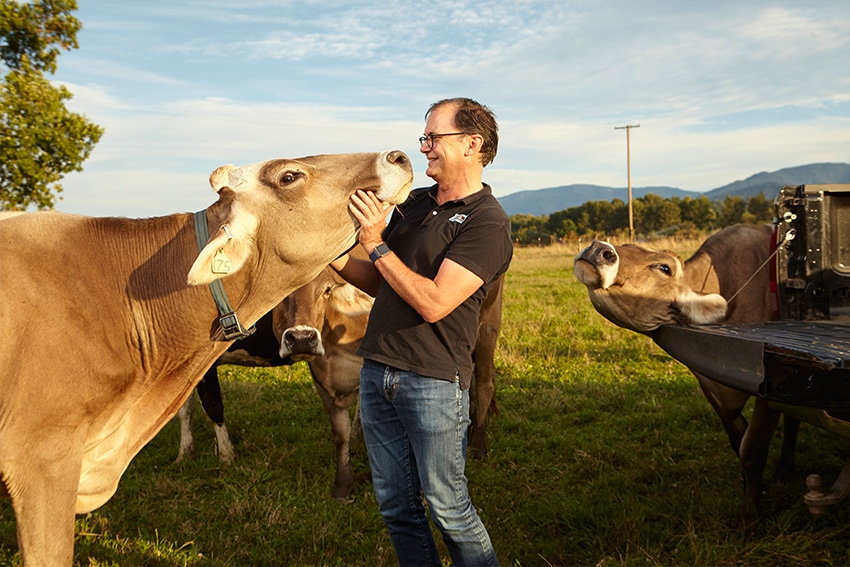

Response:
(1, 243), (848, 566)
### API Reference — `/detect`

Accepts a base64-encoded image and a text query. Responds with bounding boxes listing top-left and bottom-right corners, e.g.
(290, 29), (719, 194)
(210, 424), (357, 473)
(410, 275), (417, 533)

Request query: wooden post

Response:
(615, 124), (640, 239)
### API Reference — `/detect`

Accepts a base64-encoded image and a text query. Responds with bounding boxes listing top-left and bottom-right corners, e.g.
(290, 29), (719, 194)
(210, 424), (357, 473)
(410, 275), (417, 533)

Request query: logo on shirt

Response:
(448, 214), (468, 224)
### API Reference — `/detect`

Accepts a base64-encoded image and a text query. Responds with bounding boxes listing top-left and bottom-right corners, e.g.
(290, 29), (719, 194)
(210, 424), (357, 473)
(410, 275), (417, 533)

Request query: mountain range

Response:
(496, 163), (850, 216)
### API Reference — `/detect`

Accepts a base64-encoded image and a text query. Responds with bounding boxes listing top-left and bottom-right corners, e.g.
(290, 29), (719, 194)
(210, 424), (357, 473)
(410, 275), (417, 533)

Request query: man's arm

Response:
(329, 252), (381, 297)
(348, 190), (483, 323)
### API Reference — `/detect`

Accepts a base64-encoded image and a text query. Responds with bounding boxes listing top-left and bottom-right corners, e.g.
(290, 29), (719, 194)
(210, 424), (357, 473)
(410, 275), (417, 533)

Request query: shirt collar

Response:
(427, 183), (492, 208)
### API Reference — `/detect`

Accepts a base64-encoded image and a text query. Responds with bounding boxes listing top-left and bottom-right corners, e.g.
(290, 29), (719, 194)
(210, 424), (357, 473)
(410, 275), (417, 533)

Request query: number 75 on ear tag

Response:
(212, 249), (232, 274)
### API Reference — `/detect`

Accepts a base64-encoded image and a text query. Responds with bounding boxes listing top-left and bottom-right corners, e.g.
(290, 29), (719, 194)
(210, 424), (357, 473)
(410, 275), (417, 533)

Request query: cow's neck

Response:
(81, 213), (322, 498)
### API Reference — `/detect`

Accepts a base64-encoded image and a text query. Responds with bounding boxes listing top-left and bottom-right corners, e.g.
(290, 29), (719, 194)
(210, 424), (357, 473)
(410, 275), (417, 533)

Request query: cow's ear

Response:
(329, 284), (374, 316)
(674, 290), (727, 324)
(209, 165), (235, 193)
(187, 206), (259, 286)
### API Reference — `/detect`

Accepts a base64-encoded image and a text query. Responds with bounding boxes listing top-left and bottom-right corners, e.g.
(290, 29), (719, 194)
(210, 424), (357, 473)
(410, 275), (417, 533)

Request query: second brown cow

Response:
(573, 224), (800, 529)
(178, 262), (504, 500)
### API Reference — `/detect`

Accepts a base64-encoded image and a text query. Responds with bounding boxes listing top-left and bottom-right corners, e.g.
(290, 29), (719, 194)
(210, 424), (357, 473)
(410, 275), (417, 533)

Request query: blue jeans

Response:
(359, 359), (498, 567)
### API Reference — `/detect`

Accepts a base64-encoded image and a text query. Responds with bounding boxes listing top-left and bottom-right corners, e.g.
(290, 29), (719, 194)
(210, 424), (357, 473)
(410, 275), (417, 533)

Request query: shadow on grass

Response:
(1, 363), (847, 566)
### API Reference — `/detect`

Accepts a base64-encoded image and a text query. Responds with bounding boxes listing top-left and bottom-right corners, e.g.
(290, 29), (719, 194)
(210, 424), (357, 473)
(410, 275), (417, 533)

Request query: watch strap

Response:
(369, 243), (391, 263)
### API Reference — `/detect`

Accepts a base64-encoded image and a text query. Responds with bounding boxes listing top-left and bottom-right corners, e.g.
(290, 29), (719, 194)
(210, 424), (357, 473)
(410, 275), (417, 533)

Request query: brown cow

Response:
(0, 151), (412, 566)
(279, 269), (506, 463)
(279, 263), (372, 499)
(179, 268), (506, 498)
(574, 224), (799, 529)
(177, 260), (373, 500)
(174, 296), (316, 466)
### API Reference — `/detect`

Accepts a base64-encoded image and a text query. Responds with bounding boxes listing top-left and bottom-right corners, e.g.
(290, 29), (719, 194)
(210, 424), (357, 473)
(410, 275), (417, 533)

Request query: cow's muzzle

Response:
(280, 325), (325, 360)
(578, 241), (618, 268)
(574, 241), (619, 289)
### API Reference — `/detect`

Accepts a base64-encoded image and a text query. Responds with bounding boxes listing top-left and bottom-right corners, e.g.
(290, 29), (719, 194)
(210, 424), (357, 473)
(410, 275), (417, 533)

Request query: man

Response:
(331, 97), (511, 566)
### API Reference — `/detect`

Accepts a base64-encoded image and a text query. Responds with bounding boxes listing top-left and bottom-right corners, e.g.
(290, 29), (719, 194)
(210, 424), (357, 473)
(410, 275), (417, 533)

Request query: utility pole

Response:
(615, 124), (640, 239)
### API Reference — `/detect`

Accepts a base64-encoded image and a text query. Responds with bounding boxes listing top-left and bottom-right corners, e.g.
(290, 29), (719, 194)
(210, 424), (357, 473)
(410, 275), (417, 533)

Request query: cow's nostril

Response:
(602, 249), (617, 263)
(387, 150), (408, 166)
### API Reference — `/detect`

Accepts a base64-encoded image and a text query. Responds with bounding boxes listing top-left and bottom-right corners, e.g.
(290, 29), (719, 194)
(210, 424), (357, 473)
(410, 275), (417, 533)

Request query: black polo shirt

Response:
(356, 183), (512, 389)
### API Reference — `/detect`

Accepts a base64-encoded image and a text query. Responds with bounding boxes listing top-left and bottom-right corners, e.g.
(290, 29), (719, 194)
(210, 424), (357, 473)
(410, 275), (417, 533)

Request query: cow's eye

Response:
(279, 171), (303, 185)
(654, 263), (672, 275)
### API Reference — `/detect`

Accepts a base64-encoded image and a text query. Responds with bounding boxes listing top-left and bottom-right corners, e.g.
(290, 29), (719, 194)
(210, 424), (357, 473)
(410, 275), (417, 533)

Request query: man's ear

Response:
(464, 134), (484, 157)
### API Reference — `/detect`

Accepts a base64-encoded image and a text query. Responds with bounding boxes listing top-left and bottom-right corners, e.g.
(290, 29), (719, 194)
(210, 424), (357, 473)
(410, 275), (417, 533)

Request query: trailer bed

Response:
(652, 321), (850, 410)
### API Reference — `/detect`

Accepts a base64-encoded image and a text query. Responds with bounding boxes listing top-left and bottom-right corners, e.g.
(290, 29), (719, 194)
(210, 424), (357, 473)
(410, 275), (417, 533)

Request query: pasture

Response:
(1, 241), (847, 566)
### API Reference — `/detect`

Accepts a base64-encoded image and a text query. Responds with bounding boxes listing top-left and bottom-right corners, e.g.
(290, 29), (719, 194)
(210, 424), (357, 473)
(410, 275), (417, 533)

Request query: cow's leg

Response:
(694, 374), (749, 455)
(212, 423), (235, 464)
(469, 350), (497, 460)
(350, 397), (362, 442)
(469, 274), (503, 460)
(312, 377), (356, 501)
(739, 397), (781, 532)
(774, 415), (800, 480)
(5, 430), (85, 566)
(195, 367), (235, 464)
(175, 394), (195, 463)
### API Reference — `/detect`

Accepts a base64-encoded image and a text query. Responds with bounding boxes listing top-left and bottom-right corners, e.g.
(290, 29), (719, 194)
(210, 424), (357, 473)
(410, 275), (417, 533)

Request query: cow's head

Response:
(573, 240), (727, 333)
(275, 266), (373, 361)
(187, 151), (412, 286)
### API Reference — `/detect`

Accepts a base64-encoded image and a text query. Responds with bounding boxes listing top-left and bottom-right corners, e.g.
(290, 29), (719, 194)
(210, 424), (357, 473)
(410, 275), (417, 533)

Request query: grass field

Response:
(1, 241), (848, 566)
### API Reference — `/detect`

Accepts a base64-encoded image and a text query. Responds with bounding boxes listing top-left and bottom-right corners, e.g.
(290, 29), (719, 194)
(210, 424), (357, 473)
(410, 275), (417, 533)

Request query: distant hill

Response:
(497, 163), (850, 216)
(496, 185), (698, 217)
(703, 163), (850, 200)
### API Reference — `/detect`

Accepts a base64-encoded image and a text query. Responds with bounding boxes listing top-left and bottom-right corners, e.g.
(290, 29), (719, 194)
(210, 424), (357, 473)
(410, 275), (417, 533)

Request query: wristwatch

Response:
(369, 243), (391, 263)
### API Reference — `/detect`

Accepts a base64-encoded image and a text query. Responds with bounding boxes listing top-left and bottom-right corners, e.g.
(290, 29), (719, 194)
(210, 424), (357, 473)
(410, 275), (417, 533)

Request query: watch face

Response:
(370, 243), (390, 262)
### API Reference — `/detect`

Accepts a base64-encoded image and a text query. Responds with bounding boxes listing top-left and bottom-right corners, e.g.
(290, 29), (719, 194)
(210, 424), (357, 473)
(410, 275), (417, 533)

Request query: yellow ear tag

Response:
(212, 248), (232, 274)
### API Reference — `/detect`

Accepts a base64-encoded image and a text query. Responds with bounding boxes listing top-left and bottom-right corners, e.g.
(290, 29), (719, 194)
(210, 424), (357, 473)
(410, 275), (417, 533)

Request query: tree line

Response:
(510, 192), (775, 245)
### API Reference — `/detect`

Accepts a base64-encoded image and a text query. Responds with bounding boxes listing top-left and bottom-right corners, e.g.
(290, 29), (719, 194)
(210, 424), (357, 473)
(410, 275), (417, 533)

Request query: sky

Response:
(42, 0), (850, 218)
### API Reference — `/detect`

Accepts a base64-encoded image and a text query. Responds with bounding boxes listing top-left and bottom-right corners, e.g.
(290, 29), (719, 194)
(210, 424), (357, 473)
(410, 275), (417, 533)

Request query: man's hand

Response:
(349, 190), (393, 250)
(346, 190), (483, 322)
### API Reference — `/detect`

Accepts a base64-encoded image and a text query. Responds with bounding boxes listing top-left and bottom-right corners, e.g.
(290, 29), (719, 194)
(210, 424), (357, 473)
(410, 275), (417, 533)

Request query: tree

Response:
(604, 198), (629, 234)
(745, 192), (773, 224)
(717, 195), (746, 227)
(1, 0), (102, 210)
(509, 213), (551, 245)
(572, 199), (624, 236)
(677, 195), (717, 231)
(635, 193), (680, 234)
(0, 0), (80, 73)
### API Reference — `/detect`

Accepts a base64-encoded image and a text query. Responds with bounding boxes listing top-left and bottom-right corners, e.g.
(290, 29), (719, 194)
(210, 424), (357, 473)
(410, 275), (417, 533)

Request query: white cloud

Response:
(42, 0), (850, 217)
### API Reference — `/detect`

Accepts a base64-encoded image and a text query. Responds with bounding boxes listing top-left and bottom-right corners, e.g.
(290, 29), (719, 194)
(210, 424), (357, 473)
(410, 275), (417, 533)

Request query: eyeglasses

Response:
(418, 132), (470, 149)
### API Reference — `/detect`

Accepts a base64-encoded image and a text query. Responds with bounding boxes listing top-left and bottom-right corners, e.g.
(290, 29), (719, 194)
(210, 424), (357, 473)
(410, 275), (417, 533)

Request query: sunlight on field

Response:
(1, 239), (847, 566)
(500, 242), (666, 375)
